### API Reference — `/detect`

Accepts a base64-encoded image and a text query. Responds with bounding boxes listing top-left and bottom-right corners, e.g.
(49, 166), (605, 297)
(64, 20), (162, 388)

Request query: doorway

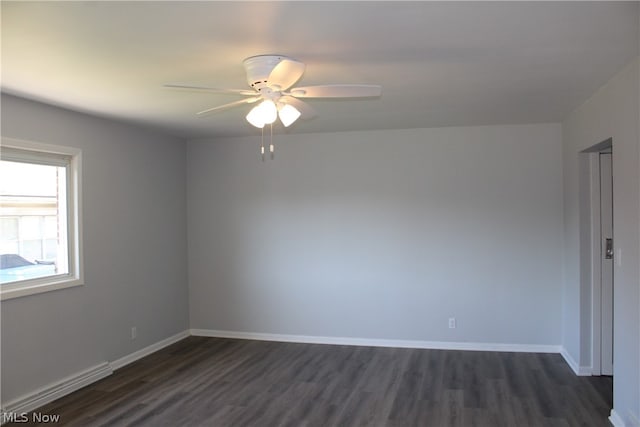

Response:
(585, 139), (613, 376)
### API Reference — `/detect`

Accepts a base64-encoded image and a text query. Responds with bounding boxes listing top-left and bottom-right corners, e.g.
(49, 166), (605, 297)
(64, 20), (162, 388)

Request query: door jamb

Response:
(584, 138), (612, 376)
(589, 152), (603, 375)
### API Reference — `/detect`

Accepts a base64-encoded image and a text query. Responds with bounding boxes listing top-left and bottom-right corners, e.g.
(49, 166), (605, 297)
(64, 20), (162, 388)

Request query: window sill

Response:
(0, 275), (84, 301)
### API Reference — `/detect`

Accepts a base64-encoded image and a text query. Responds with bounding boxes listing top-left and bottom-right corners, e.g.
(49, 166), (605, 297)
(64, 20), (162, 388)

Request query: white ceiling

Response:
(2, 1), (638, 139)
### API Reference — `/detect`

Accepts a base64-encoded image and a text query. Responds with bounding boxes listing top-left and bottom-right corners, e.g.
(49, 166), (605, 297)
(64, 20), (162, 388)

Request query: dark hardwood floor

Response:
(8, 336), (612, 426)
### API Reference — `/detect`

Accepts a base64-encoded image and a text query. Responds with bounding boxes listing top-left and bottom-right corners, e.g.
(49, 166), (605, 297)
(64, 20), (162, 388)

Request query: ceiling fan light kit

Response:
(165, 54), (381, 156)
(246, 99), (278, 128)
(278, 103), (302, 127)
(245, 99), (301, 129)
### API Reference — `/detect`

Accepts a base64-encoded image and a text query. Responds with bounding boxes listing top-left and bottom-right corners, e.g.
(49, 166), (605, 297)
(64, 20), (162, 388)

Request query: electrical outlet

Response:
(448, 317), (456, 329)
(131, 326), (137, 340)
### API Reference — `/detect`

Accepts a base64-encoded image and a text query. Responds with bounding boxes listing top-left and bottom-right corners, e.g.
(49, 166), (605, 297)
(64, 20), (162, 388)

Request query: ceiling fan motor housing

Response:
(243, 54), (290, 90)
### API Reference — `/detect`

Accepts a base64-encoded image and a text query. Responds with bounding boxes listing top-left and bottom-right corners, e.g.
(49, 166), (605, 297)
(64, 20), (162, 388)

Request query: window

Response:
(0, 138), (82, 300)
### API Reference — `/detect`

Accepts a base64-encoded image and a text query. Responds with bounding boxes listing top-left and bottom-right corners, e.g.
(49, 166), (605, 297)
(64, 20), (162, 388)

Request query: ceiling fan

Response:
(165, 54), (382, 129)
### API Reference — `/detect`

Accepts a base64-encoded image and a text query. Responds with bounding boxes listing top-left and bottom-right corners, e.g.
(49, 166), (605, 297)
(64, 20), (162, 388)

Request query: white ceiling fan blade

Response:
(165, 83), (256, 96)
(267, 59), (306, 91)
(196, 97), (261, 116)
(279, 96), (317, 120)
(289, 84), (382, 98)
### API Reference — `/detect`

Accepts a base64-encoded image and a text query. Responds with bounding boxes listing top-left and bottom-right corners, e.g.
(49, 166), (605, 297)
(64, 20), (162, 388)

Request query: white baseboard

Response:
(110, 330), (190, 370)
(2, 362), (112, 416)
(560, 347), (592, 376)
(609, 409), (640, 427)
(609, 409), (626, 427)
(190, 329), (562, 354)
(1, 329), (190, 421)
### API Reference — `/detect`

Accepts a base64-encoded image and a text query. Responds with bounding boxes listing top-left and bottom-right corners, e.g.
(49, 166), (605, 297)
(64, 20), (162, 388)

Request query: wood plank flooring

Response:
(7, 337), (612, 426)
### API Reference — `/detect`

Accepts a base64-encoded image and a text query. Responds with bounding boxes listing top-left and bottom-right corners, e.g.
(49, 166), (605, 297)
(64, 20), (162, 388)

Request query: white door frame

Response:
(589, 152), (604, 375)
(587, 140), (614, 376)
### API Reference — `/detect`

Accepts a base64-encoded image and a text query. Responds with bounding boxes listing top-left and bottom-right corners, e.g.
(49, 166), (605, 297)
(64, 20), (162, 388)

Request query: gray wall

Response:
(188, 124), (564, 345)
(1, 94), (189, 403)
(562, 58), (640, 426)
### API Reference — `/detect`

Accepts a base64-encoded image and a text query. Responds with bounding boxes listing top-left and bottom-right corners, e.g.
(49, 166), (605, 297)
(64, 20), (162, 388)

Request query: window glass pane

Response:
(44, 238), (58, 260)
(20, 216), (42, 240)
(0, 161), (58, 196)
(1, 217), (18, 240)
(44, 216), (57, 238)
(0, 241), (19, 255)
(1, 160), (68, 285)
(21, 240), (43, 262)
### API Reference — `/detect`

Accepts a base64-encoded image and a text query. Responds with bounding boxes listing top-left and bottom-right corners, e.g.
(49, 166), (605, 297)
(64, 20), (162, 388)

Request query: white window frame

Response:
(1, 137), (83, 300)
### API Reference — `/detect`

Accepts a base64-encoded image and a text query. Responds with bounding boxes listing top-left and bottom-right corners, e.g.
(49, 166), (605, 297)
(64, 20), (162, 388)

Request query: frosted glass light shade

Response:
(278, 104), (301, 127)
(246, 104), (265, 128)
(246, 100), (278, 128)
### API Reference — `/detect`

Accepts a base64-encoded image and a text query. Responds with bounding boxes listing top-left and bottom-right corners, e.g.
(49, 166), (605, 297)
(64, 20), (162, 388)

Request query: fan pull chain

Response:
(260, 126), (265, 161)
(269, 124), (274, 159)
